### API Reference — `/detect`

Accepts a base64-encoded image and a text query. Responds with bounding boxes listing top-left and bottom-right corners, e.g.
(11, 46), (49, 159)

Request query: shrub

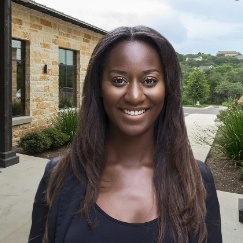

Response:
(217, 101), (243, 123)
(18, 131), (51, 154)
(221, 97), (233, 107)
(216, 102), (243, 161)
(43, 127), (70, 148)
(52, 108), (78, 142)
(182, 94), (194, 106)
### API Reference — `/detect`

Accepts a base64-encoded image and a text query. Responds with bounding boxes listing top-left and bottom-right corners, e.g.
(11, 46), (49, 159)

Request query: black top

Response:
(64, 204), (160, 243)
(28, 158), (222, 243)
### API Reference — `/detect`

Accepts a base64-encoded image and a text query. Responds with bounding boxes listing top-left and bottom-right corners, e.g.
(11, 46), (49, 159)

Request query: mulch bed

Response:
(205, 146), (243, 194)
(14, 144), (70, 161)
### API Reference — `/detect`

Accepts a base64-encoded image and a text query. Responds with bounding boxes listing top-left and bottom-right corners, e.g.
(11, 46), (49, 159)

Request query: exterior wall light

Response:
(44, 64), (48, 74)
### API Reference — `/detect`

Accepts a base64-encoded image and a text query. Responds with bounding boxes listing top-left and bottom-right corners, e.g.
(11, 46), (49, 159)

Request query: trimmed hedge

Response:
(43, 127), (69, 148)
(19, 127), (70, 154)
(19, 131), (51, 154)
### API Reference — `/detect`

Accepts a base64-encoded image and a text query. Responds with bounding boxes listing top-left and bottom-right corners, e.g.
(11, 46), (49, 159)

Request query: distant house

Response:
(11, 0), (106, 142)
(235, 55), (243, 60)
(186, 56), (202, 62)
(217, 51), (241, 57)
(199, 65), (214, 70)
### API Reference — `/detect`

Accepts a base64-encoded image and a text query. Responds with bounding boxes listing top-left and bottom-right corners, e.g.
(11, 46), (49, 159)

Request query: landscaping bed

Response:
(206, 145), (243, 194)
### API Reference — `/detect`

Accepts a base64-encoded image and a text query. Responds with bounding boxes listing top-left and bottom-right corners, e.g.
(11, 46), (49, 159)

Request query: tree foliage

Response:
(215, 80), (243, 100)
(180, 52), (243, 105)
(184, 68), (209, 104)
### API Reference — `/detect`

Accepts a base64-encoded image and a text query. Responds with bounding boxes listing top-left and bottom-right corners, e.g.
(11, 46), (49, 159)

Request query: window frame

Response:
(12, 38), (26, 117)
(58, 48), (77, 109)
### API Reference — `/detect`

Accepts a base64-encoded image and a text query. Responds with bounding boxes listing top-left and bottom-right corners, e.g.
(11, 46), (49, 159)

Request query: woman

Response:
(29, 26), (222, 243)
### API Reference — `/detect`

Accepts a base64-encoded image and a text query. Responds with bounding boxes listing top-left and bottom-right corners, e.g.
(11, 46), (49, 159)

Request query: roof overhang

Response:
(12, 0), (107, 35)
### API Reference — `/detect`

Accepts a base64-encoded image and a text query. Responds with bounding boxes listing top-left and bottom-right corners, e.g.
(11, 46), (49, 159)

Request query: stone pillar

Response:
(0, 0), (19, 167)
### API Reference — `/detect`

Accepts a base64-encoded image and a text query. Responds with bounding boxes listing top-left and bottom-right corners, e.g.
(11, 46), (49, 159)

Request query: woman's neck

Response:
(105, 130), (155, 167)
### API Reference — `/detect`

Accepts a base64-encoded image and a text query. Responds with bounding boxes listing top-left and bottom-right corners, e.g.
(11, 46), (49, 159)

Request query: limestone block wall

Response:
(12, 3), (104, 143)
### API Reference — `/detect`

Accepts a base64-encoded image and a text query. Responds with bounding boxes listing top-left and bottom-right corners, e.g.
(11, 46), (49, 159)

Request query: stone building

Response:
(216, 51), (241, 57)
(11, 0), (106, 143)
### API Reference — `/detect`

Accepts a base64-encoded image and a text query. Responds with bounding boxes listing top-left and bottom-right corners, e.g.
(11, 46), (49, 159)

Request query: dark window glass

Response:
(59, 48), (76, 108)
(12, 39), (25, 117)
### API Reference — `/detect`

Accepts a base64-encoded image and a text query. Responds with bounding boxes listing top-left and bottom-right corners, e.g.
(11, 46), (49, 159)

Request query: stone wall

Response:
(12, 2), (104, 143)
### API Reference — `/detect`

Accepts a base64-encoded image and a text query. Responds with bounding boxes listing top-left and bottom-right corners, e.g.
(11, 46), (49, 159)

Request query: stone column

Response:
(0, 0), (19, 167)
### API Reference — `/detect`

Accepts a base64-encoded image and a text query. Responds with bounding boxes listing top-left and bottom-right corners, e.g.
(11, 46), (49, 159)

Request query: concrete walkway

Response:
(0, 107), (242, 242)
(184, 107), (243, 243)
(0, 154), (48, 243)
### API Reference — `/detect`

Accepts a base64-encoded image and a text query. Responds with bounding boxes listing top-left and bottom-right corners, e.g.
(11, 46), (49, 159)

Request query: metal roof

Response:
(12, 0), (107, 35)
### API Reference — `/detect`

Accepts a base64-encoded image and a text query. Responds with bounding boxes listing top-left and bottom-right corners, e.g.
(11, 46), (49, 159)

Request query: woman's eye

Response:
(144, 77), (157, 86)
(112, 77), (127, 85)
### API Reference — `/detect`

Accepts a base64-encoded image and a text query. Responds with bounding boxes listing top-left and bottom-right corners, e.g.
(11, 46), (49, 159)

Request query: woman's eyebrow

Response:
(142, 69), (161, 75)
(108, 69), (161, 75)
(108, 69), (128, 75)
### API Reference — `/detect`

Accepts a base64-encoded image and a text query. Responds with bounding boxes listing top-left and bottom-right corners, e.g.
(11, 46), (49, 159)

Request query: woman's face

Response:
(101, 40), (165, 137)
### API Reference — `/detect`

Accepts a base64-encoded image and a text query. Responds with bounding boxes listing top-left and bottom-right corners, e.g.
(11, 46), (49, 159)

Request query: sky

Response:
(34, 0), (243, 55)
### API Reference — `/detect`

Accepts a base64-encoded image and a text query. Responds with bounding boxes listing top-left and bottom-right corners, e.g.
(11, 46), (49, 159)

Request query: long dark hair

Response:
(46, 26), (207, 243)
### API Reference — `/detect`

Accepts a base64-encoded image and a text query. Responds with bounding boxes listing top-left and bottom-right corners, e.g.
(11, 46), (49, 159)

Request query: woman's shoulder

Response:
(34, 157), (61, 201)
(45, 156), (60, 172)
(196, 160), (214, 185)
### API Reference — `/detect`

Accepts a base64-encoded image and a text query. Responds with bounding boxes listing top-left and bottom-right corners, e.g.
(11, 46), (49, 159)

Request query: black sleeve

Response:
(28, 158), (59, 243)
(198, 161), (222, 243)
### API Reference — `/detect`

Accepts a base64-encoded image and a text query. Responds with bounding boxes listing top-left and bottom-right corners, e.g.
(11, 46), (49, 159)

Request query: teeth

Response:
(123, 109), (146, 116)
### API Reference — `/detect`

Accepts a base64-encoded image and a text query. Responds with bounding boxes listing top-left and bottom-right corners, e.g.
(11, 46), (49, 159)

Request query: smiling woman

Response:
(28, 26), (222, 243)
(101, 41), (165, 137)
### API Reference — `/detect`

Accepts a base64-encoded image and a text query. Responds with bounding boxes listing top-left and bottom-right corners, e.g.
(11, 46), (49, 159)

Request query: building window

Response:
(59, 48), (76, 108)
(12, 39), (25, 117)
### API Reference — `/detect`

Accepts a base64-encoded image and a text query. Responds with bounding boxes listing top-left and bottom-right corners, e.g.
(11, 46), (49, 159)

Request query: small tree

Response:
(185, 68), (210, 105)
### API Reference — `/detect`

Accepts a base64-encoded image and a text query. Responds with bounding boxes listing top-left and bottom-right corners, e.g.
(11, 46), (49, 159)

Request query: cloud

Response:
(35, 0), (173, 31)
(150, 14), (187, 44)
(178, 13), (243, 41)
(161, 0), (243, 53)
(34, 0), (243, 54)
(166, 0), (243, 23)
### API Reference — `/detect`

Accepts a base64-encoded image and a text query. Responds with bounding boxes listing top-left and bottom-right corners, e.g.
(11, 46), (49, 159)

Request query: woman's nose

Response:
(124, 81), (145, 104)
